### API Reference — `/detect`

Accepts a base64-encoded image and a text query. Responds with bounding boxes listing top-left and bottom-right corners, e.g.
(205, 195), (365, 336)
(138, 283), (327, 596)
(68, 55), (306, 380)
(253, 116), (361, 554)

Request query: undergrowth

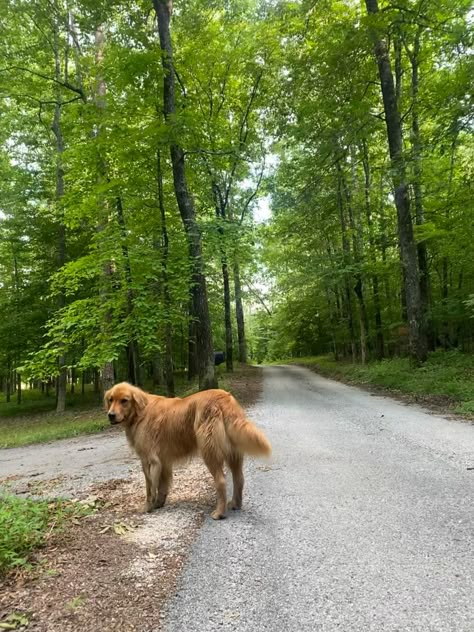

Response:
(0, 494), (92, 574)
(281, 350), (474, 415)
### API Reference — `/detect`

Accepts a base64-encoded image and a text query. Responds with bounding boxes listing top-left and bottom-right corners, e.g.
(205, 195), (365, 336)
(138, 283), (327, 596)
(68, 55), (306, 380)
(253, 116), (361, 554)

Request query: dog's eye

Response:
(108, 398), (113, 403)
(121, 399), (129, 404)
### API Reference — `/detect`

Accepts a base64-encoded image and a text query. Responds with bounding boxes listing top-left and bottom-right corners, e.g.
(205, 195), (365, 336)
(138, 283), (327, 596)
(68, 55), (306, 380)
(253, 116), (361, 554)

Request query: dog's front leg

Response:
(141, 459), (154, 513)
(156, 463), (172, 509)
(148, 458), (163, 510)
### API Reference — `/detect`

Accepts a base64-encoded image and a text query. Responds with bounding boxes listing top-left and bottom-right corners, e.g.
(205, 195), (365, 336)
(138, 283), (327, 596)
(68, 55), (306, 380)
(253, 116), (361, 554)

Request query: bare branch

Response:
(174, 68), (187, 98)
(245, 281), (272, 316)
(240, 159), (265, 225)
(0, 66), (86, 102)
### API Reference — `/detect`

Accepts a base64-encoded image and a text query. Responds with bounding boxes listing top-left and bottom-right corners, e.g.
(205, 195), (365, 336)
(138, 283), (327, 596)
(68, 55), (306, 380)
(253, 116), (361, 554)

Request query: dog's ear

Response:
(130, 386), (148, 411)
(104, 388), (112, 411)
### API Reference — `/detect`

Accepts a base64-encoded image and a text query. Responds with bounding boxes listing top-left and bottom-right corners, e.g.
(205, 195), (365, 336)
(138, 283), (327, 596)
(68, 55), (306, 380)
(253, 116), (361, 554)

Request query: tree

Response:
(153, 0), (217, 390)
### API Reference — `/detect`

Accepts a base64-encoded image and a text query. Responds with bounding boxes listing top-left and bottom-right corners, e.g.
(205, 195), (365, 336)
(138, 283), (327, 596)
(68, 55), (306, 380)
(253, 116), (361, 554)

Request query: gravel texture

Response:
(162, 364), (474, 632)
(0, 429), (134, 498)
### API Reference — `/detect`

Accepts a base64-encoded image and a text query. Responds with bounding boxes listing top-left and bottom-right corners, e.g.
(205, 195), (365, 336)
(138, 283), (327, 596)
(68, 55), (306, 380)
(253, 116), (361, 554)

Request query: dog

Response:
(105, 383), (271, 519)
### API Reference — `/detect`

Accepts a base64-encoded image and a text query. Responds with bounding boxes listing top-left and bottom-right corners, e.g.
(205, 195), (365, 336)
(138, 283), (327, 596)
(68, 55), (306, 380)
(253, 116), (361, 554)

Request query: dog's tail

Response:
(226, 417), (271, 457)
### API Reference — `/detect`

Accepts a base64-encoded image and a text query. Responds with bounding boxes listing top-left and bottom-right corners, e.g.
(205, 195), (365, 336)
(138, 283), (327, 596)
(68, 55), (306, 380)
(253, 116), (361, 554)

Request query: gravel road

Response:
(162, 365), (474, 632)
(0, 429), (135, 497)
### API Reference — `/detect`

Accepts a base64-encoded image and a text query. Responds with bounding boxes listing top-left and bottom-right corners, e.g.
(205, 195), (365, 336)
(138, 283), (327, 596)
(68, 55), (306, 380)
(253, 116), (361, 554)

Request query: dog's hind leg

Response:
(227, 452), (244, 510)
(156, 462), (173, 508)
(196, 412), (228, 520)
(201, 450), (227, 520)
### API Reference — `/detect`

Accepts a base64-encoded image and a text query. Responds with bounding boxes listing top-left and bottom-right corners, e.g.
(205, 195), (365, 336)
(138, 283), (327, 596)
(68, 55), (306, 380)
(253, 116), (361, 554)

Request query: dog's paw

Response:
(227, 500), (242, 511)
(142, 502), (154, 513)
(211, 510), (226, 520)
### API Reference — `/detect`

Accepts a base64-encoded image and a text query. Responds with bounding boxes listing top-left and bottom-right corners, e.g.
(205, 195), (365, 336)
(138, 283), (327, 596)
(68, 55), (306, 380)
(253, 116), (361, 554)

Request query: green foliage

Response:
(0, 494), (91, 573)
(260, 0), (474, 362)
(0, 0), (473, 399)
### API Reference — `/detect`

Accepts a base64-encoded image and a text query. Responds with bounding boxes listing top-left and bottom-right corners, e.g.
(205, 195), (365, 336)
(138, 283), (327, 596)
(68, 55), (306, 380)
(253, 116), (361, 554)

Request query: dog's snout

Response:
(108, 412), (117, 423)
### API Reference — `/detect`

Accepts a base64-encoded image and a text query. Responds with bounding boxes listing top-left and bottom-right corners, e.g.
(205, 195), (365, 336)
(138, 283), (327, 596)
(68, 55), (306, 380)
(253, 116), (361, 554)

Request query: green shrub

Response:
(0, 494), (89, 573)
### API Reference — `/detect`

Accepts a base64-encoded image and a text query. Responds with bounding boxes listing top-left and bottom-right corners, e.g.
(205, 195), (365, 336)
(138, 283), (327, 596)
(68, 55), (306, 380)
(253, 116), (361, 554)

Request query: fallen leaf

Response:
(0, 613), (30, 630)
(113, 522), (134, 535)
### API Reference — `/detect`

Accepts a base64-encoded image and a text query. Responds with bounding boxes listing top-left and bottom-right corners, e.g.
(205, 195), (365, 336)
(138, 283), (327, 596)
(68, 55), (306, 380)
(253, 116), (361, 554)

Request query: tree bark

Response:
(6, 362), (11, 403)
(156, 149), (175, 396)
(222, 258), (233, 371)
(405, 29), (434, 350)
(365, 0), (427, 363)
(52, 18), (67, 413)
(233, 259), (247, 364)
(361, 141), (384, 359)
(336, 168), (356, 362)
(94, 24), (115, 391)
(70, 366), (76, 394)
(212, 184), (233, 372)
(344, 152), (369, 363)
(116, 195), (142, 385)
(153, 0), (217, 390)
(187, 310), (198, 380)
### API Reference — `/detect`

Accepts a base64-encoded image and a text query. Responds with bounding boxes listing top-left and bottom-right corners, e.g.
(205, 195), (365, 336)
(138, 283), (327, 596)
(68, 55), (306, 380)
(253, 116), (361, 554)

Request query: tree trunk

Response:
(95, 24), (116, 390)
(361, 140), (384, 359)
(365, 0), (427, 363)
(336, 168), (356, 361)
(222, 259), (233, 371)
(344, 153), (369, 363)
(156, 149), (175, 396)
(233, 259), (247, 364)
(52, 19), (67, 414)
(212, 184), (234, 373)
(102, 362), (114, 392)
(152, 354), (162, 386)
(153, 0), (217, 390)
(16, 373), (21, 405)
(6, 369), (11, 404)
(187, 311), (198, 381)
(116, 195), (142, 386)
(407, 30), (434, 350)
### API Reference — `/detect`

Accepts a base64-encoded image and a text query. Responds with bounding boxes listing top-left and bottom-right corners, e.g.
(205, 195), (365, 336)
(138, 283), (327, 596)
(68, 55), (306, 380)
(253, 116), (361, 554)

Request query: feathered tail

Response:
(226, 417), (271, 457)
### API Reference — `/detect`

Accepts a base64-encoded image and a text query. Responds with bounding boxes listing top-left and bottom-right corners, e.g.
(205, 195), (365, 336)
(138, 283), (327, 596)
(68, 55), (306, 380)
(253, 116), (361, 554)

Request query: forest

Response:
(1, 0), (473, 412)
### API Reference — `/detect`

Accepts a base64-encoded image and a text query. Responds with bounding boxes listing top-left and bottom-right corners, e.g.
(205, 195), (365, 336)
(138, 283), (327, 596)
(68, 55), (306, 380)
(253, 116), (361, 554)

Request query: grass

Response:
(0, 412), (109, 449)
(280, 350), (474, 415)
(0, 493), (92, 574)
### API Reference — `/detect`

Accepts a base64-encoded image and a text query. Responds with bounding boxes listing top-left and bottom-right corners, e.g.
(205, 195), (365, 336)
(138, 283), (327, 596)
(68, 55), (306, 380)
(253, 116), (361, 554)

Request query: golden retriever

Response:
(105, 383), (271, 519)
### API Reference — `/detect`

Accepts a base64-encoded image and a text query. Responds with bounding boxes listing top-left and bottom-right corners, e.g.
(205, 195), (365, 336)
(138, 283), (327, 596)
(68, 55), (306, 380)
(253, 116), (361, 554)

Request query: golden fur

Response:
(105, 382), (271, 519)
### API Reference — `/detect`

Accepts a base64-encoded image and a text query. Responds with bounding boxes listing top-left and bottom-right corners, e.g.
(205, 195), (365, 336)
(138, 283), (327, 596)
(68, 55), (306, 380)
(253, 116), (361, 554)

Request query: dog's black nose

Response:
(108, 412), (117, 423)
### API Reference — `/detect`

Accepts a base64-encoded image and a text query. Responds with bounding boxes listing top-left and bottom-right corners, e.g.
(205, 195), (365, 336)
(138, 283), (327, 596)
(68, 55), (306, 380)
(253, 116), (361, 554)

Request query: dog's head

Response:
(104, 382), (148, 425)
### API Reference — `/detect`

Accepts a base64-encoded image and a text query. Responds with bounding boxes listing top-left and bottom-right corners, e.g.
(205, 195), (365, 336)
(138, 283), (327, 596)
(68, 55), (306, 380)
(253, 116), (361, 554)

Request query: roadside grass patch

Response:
(0, 413), (108, 449)
(0, 387), (102, 418)
(0, 494), (92, 574)
(281, 350), (474, 415)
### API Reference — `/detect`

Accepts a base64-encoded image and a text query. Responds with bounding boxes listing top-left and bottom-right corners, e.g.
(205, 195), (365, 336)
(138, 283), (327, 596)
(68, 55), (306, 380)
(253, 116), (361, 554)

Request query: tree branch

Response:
(245, 281), (272, 316)
(0, 66), (86, 102)
(240, 159), (265, 224)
